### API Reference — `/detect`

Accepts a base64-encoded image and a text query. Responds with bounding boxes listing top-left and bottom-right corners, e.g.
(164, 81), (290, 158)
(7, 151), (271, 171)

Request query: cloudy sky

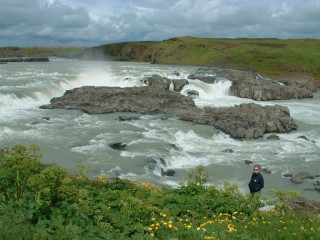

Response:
(1, 0), (320, 47)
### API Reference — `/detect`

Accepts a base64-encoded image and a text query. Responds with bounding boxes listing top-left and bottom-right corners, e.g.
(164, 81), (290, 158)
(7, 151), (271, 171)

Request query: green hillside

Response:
(83, 36), (320, 80)
(0, 46), (86, 58)
(2, 37), (320, 80)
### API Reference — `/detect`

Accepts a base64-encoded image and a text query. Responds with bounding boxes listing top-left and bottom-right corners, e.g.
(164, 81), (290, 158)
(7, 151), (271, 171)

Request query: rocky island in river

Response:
(40, 70), (312, 139)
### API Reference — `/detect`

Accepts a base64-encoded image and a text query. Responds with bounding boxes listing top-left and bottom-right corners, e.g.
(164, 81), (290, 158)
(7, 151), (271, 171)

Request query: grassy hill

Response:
(83, 36), (320, 80)
(0, 46), (86, 58)
(2, 37), (320, 80)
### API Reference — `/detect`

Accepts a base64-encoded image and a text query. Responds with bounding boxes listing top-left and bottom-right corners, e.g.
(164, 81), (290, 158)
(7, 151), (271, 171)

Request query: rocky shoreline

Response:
(0, 57), (49, 63)
(40, 74), (297, 139)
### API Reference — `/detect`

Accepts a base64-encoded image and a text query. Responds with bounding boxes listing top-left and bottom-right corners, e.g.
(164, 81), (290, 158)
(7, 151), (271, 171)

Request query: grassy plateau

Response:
(1, 37), (320, 80)
(83, 36), (320, 81)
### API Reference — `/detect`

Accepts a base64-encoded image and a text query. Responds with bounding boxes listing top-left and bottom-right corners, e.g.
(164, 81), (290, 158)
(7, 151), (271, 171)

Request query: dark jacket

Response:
(248, 173), (264, 192)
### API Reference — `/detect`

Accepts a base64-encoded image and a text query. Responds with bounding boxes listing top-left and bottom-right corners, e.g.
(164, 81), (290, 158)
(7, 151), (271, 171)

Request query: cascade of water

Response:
(181, 79), (232, 100)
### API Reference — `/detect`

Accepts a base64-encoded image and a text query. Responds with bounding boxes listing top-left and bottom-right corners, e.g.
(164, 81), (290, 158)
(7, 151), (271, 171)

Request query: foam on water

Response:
(181, 79), (232, 99)
(1, 60), (320, 200)
(0, 67), (119, 121)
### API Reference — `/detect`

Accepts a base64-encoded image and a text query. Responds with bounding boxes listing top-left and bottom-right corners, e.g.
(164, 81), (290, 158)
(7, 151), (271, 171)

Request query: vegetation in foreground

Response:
(84, 36), (320, 81)
(0, 145), (320, 240)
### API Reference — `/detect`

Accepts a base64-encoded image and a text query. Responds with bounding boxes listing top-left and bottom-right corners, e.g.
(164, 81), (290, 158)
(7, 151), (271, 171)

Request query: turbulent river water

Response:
(1, 59), (319, 200)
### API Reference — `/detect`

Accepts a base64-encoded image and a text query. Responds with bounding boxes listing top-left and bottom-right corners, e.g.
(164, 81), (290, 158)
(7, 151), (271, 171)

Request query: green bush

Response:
(0, 145), (319, 239)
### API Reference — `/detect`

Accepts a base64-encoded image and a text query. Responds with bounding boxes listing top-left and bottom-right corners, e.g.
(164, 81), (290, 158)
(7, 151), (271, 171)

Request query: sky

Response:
(0, 0), (320, 47)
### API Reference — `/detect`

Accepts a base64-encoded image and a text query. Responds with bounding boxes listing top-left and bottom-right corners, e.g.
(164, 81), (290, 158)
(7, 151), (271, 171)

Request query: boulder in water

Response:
(297, 136), (310, 141)
(172, 71), (180, 76)
(159, 158), (167, 167)
(172, 79), (189, 92)
(244, 160), (253, 165)
(266, 134), (280, 140)
(186, 90), (199, 98)
(42, 117), (50, 121)
(145, 75), (171, 90)
(291, 172), (314, 184)
(161, 168), (176, 177)
(187, 73), (216, 84)
(282, 173), (293, 178)
(169, 143), (181, 151)
(118, 116), (139, 121)
(108, 142), (127, 150)
(222, 149), (234, 153)
(262, 168), (272, 174)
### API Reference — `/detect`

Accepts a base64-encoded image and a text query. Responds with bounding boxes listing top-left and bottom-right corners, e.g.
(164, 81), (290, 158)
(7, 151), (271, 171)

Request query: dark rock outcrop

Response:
(172, 71), (180, 76)
(169, 144), (181, 151)
(216, 69), (316, 100)
(189, 68), (318, 101)
(186, 90), (199, 98)
(178, 103), (296, 139)
(118, 116), (139, 122)
(282, 173), (293, 178)
(145, 75), (188, 93)
(266, 134), (280, 140)
(108, 142), (127, 150)
(0, 57), (49, 63)
(145, 75), (171, 90)
(297, 136), (310, 141)
(262, 168), (272, 174)
(291, 172), (314, 184)
(222, 149), (234, 153)
(161, 168), (175, 177)
(244, 160), (253, 165)
(41, 80), (297, 139)
(172, 79), (189, 92)
(288, 197), (320, 213)
(188, 73), (216, 84)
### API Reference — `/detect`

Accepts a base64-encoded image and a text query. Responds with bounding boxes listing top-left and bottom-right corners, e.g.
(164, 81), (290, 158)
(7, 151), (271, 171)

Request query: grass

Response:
(2, 37), (320, 80)
(0, 46), (87, 58)
(86, 36), (320, 80)
(23, 46), (87, 58)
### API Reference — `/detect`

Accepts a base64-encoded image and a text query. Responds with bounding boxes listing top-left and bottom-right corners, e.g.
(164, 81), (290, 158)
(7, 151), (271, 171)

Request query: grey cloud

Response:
(0, 0), (320, 47)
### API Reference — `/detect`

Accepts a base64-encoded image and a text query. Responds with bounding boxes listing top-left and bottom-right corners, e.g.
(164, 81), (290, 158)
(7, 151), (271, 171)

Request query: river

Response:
(0, 59), (319, 200)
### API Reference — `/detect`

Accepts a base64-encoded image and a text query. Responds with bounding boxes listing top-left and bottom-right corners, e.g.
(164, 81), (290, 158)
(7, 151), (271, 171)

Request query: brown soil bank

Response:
(82, 36), (320, 81)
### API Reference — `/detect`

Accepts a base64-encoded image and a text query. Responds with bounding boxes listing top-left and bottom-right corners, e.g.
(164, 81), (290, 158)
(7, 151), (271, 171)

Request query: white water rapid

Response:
(1, 60), (319, 200)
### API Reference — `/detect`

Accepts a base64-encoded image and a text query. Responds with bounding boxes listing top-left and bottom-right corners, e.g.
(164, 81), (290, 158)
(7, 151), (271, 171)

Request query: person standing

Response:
(248, 165), (264, 197)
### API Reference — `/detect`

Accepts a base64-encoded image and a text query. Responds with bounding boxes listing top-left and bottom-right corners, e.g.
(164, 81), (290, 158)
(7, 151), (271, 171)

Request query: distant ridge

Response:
(82, 36), (320, 80)
(1, 37), (319, 80)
